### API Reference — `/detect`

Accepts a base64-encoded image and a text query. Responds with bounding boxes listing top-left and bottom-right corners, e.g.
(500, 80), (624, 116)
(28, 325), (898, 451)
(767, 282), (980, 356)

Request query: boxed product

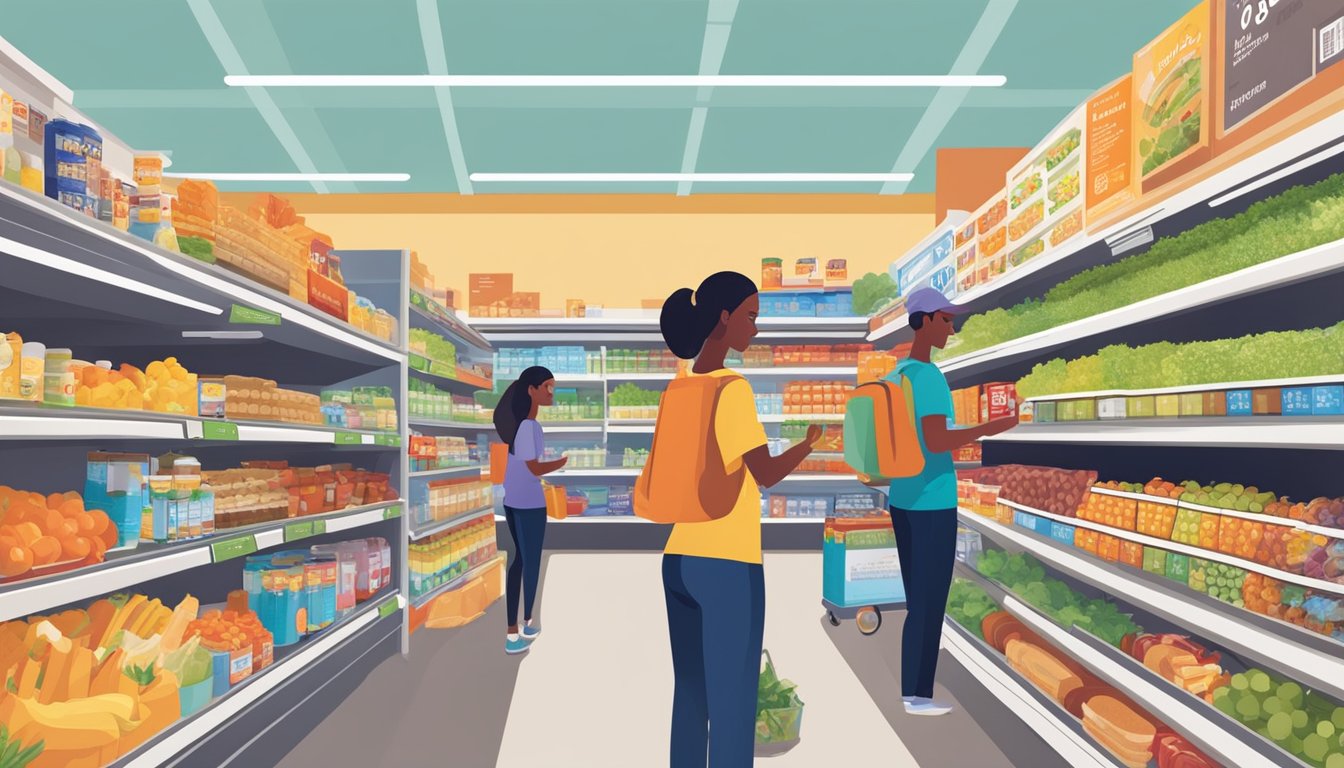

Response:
(1178, 392), (1204, 417)
(1252, 388), (1282, 415)
(980, 382), (1017, 421)
(1202, 390), (1227, 416)
(1155, 394), (1179, 418)
(1281, 387), (1314, 415)
(1098, 397), (1127, 420)
(1314, 386), (1344, 415)
(1127, 395), (1156, 418)
(1225, 390), (1253, 415)
(84, 452), (150, 550)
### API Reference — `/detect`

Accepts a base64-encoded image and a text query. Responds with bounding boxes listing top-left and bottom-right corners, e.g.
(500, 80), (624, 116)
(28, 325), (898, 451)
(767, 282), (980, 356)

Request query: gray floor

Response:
(275, 552), (1069, 768)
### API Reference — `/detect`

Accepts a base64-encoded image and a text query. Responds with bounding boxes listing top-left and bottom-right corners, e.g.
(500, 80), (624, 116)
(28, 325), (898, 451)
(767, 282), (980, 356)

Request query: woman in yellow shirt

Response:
(658, 271), (821, 768)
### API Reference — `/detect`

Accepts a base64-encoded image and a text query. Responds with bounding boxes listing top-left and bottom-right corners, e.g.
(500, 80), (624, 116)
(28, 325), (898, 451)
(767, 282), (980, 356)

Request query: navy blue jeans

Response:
(663, 554), (765, 768)
(889, 506), (957, 698)
(504, 505), (547, 628)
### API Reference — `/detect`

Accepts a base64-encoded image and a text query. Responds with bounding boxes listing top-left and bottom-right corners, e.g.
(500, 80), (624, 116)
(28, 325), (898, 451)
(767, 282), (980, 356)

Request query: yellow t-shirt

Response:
(662, 369), (769, 564)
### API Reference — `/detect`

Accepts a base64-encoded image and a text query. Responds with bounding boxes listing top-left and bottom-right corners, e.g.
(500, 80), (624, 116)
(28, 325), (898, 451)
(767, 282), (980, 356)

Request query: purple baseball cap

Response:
(904, 287), (967, 316)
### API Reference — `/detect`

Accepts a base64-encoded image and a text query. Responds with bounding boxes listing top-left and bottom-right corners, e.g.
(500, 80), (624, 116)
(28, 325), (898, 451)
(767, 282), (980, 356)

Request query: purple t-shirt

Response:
(503, 419), (546, 509)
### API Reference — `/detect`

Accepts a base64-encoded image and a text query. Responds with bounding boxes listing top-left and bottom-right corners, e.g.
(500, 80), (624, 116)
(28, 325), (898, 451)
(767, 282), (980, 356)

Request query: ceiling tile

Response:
(305, 108), (459, 193)
(439, 0), (708, 74)
(239, 0), (428, 75)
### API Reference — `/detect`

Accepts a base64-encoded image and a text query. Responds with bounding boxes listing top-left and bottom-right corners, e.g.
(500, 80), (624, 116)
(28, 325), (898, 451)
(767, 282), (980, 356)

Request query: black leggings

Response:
(504, 505), (547, 628)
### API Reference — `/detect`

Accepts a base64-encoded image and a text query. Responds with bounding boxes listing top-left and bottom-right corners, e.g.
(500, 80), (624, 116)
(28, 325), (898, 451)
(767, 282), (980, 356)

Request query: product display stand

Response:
(872, 117), (1344, 768)
(472, 314), (871, 550)
(0, 185), (411, 765)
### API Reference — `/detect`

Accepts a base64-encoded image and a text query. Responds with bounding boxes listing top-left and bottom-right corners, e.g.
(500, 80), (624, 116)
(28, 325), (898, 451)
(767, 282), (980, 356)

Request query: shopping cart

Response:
(822, 516), (906, 635)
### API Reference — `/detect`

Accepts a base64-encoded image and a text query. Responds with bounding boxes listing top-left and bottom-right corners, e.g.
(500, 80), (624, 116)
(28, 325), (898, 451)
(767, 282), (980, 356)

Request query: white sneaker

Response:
(904, 697), (953, 716)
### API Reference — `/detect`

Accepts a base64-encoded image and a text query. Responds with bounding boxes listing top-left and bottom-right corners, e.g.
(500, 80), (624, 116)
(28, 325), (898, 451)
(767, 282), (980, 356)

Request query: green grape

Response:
(1296, 710), (1313, 731)
(1232, 673), (1249, 691)
(1251, 671), (1273, 694)
(1323, 721), (1338, 740)
(1325, 752), (1344, 768)
(1237, 695), (1262, 721)
(1333, 707), (1344, 730)
(1288, 735), (1305, 756)
(1265, 697), (1284, 716)
(1307, 734), (1331, 762)
(1216, 691), (1239, 717)
(1269, 712), (1296, 741)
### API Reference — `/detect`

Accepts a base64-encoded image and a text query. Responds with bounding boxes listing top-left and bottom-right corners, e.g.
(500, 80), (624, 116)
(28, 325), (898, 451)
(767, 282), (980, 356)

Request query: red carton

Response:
(306, 269), (349, 321)
(980, 382), (1018, 422)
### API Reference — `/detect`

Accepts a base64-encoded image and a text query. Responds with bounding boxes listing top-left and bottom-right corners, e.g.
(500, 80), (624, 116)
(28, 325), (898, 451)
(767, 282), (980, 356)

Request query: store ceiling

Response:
(6, 0), (1200, 196)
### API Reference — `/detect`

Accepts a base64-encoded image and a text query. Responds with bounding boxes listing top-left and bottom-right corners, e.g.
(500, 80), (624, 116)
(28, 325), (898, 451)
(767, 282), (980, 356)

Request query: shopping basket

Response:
(822, 515), (906, 635)
(755, 649), (803, 756)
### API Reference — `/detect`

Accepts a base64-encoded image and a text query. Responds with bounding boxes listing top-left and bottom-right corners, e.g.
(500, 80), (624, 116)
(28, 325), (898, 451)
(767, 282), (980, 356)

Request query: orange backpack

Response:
(634, 374), (746, 523)
(842, 360), (925, 483)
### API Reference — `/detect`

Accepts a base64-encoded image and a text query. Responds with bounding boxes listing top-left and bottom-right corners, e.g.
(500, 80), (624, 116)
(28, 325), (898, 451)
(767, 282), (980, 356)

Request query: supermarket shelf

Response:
(958, 510), (1344, 702)
(605, 422), (653, 433)
(869, 109), (1344, 348)
(408, 417), (492, 431)
(471, 315), (870, 344)
(408, 302), (493, 354)
(410, 552), (506, 608)
(602, 371), (676, 381)
(759, 413), (846, 423)
(0, 403), (402, 446)
(115, 590), (402, 768)
(987, 416), (1344, 451)
(0, 181), (405, 370)
(955, 461), (983, 469)
(548, 468), (859, 485)
(407, 363), (491, 394)
(954, 563), (1282, 768)
(1000, 498), (1344, 596)
(409, 464), (484, 479)
(937, 236), (1344, 385)
(940, 618), (1118, 768)
(1023, 375), (1344, 402)
(537, 422), (605, 433)
(409, 505), (496, 541)
(530, 515), (826, 525)
(552, 373), (607, 383)
(604, 367), (854, 381)
(0, 500), (404, 623)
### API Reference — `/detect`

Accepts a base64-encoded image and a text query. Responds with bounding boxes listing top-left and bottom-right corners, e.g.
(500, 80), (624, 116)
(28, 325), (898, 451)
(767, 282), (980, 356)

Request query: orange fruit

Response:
(59, 498), (83, 518)
(59, 519), (79, 540)
(89, 535), (107, 560)
(29, 536), (60, 565)
(76, 513), (96, 536)
(14, 523), (41, 547)
(61, 537), (91, 562)
(88, 510), (110, 536)
(0, 545), (32, 577)
(99, 519), (119, 548)
(46, 493), (65, 510)
(44, 509), (65, 535)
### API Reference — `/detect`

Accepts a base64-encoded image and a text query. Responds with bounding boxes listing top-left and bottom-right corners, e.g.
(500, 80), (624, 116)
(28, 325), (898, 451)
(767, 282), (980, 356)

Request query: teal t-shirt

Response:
(886, 360), (957, 511)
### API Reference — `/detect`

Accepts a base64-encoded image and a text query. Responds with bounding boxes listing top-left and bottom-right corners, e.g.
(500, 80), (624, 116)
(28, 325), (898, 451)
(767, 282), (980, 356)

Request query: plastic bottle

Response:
(172, 459), (202, 539)
(18, 342), (44, 402)
(147, 475), (173, 543)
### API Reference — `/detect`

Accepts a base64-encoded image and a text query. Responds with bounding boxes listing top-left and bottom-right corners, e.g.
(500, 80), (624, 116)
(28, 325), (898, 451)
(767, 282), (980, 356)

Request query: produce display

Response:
(1016, 322), (1344, 400)
(410, 330), (490, 386)
(852, 272), (898, 316)
(0, 486), (117, 581)
(943, 172), (1344, 360)
(1212, 669), (1344, 767)
(976, 551), (1140, 646)
(985, 464), (1097, 518)
(608, 383), (661, 420)
(947, 579), (999, 638)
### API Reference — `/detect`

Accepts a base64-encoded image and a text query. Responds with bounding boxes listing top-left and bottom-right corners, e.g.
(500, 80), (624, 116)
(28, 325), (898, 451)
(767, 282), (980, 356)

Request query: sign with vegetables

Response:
(1221, 0), (1344, 132)
(1133, 1), (1211, 191)
(1086, 75), (1137, 225)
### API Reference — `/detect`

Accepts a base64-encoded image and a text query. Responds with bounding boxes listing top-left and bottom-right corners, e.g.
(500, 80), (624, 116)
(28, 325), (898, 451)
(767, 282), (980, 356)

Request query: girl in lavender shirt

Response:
(494, 366), (567, 654)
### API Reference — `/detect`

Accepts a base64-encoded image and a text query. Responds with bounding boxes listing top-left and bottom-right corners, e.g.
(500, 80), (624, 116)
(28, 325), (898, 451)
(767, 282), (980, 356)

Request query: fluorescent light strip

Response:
(469, 173), (913, 183)
(163, 172), (410, 182)
(0, 234), (222, 315)
(225, 74), (1007, 88)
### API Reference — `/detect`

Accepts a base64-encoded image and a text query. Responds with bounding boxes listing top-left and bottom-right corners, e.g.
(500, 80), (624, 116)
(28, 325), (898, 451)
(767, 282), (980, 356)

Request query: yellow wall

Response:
(297, 209), (934, 309)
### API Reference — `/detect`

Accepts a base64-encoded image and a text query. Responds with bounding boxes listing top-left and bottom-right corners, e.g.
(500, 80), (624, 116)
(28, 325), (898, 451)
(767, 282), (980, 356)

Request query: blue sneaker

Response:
(505, 635), (532, 655)
(521, 622), (541, 640)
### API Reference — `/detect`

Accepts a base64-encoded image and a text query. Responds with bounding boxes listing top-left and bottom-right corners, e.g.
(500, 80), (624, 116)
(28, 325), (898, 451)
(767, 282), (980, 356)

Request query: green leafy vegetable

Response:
(852, 272), (898, 316)
(975, 551), (1140, 647)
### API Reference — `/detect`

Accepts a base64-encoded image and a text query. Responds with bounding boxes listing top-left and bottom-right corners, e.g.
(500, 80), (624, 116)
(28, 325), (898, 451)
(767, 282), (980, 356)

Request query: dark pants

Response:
(663, 554), (765, 768)
(504, 505), (547, 628)
(889, 506), (957, 698)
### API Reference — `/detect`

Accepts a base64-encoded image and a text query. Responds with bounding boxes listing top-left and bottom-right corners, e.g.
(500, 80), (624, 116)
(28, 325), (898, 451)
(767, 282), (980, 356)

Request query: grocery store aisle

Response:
(277, 552), (1063, 768)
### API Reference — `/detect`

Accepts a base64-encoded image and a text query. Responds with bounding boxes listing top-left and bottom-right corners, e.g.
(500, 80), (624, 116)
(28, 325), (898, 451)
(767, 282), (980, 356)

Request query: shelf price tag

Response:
(374, 434), (401, 447)
(378, 600), (399, 619)
(201, 421), (239, 441)
(211, 535), (258, 562)
(284, 519), (325, 541)
(229, 304), (282, 326)
(334, 431), (362, 445)
(408, 354), (429, 371)
(383, 505), (402, 520)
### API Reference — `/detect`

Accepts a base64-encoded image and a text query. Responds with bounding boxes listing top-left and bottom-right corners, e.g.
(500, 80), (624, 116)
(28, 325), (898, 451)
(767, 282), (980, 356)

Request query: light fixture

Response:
(224, 74), (1006, 88)
(163, 172), (410, 182)
(468, 173), (913, 183)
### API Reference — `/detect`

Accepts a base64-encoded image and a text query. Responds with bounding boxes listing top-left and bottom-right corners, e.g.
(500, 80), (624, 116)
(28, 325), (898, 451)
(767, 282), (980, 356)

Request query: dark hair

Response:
(493, 366), (554, 453)
(660, 271), (758, 359)
(909, 311), (931, 330)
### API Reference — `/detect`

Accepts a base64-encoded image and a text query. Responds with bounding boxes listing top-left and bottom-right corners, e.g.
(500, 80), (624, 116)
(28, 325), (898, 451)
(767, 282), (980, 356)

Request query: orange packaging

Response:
(306, 269), (350, 321)
(1119, 540), (1144, 569)
(1085, 75), (1137, 227)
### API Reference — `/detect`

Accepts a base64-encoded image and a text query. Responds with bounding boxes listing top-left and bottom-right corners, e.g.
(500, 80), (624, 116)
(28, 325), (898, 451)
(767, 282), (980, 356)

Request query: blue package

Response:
(1226, 390), (1253, 416)
(1313, 386), (1344, 415)
(1049, 522), (1076, 546)
(1282, 387), (1314, 416)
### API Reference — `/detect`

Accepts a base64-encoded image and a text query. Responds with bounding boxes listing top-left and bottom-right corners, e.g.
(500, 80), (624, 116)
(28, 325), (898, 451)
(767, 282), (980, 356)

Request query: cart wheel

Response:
(827, 611), (841, 627)
(856, 607), (881, 635)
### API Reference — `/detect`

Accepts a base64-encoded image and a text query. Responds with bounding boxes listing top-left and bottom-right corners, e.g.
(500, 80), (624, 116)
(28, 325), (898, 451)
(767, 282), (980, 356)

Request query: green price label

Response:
(334, 431), (362, 445)
(374, 434), (401, 447)
(378, 600), (399, 619)
(284, 521), (315, 541)
(410, 291), (429, 311)
(229, 304), (282, 326)
(211, 535), (258, 562)
(383, 505), (402, 520)
(409, 354), (429, 371)
(201, 421), (239, 441)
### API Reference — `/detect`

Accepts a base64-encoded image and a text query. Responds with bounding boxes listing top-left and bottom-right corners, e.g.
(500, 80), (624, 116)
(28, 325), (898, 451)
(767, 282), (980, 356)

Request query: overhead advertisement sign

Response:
(1222, 0), (1344, 132)
(1133, 0), (1211, 192)
(895, 229), (956, 299)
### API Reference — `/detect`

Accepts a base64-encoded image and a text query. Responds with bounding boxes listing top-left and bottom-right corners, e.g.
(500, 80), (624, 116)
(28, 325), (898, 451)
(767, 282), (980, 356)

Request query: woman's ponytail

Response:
(659, 272), (759, 360)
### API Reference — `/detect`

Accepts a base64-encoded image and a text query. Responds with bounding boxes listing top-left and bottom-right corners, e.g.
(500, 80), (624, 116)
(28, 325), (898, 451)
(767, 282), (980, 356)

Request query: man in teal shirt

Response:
(886, 288), (1018, 716)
